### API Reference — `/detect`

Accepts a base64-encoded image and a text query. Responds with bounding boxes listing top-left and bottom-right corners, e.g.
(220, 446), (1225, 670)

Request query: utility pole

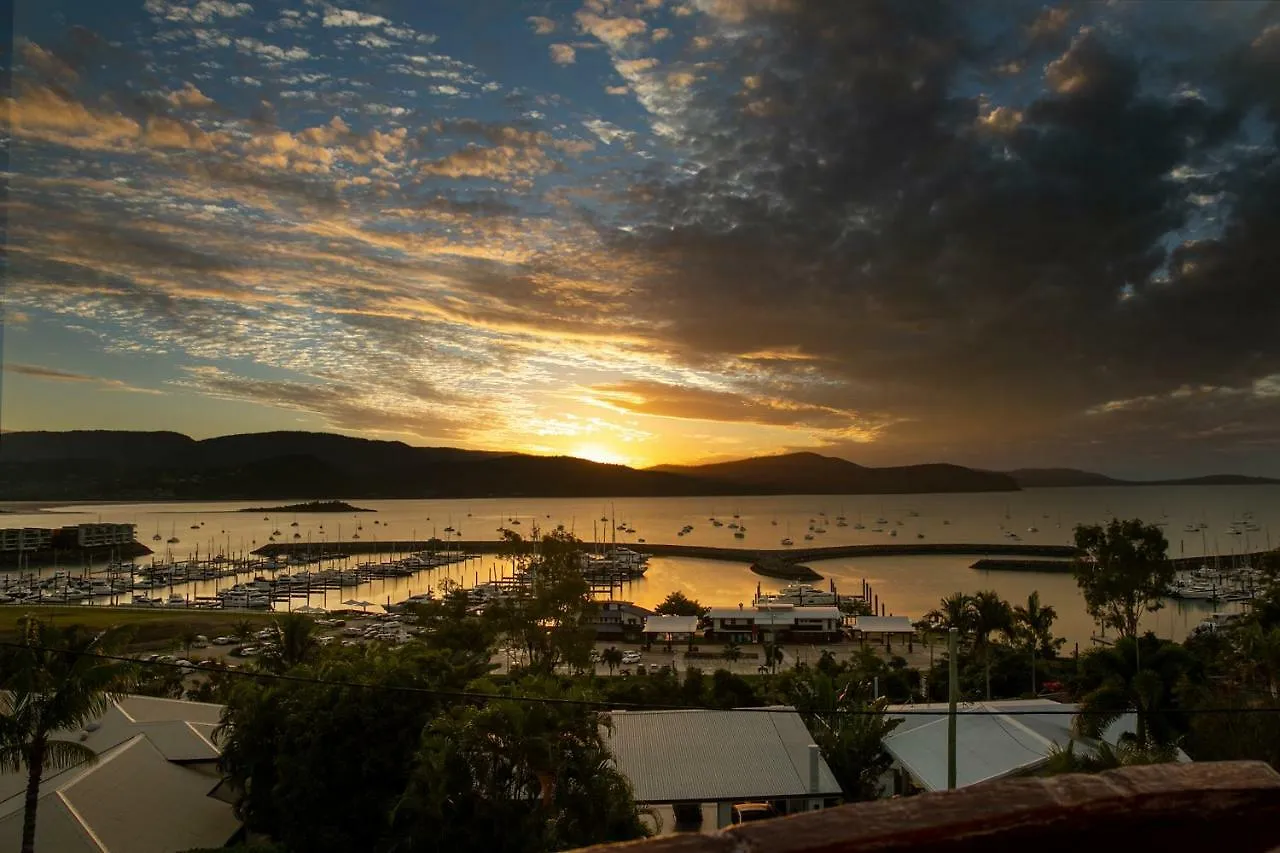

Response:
(947, 627), (959, 791)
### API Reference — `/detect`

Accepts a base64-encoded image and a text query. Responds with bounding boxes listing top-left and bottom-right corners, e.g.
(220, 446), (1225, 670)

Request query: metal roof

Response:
(849, 616), (916, 633)
(0, 735), (240, 853)
(603, 709), (842, 803)
(882, 700), (1190, 792)
(706, 606), (841, 624)
(642, 615), (700, 634)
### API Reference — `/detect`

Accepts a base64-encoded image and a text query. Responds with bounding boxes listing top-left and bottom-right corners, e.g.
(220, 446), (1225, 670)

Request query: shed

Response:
(848, 615), (916, 646)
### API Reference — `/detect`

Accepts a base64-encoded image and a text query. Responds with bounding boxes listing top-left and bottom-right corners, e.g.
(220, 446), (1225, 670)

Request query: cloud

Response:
(165, 82), (216, 109)
(550, 43), (577, 65)
(589, 380), (871, 432)
(528, 16), (557, 35)
(606, 85), (630, 95)
(18, 40), (79, 86)
(582, 118), (635, 145)
(575, 11), (647, 51)
(321, 6), (388, 27)
(143, 0), (253, 24)
(3, 363), (162, 394)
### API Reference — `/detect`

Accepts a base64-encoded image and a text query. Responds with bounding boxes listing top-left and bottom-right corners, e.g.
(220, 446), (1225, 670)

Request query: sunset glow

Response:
(2, 1), (1279, 477)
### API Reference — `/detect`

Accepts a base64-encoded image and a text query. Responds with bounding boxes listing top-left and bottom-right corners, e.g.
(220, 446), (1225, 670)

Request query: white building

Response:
(0, 528), (53, 552)
(705, 603), (843, 642)
(880, 699), (1192, 795)
(604, 708), (843, 832)
(643, 614), (700, 643)
(69, 523), (137, 548)
(0, 695), (241, 853)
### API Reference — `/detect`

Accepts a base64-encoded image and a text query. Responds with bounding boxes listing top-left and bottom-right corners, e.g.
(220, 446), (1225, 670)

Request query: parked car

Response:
(730, 803), (778, 825)
(621, 651), (642, 664)
(212, 636), (234, 646)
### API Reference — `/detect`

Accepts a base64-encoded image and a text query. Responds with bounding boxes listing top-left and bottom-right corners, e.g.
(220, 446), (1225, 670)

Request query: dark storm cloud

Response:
(593, 0), (1280, 463)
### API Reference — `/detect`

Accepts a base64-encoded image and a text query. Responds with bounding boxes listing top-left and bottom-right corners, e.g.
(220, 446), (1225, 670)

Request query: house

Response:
(705, 603), (842, 642)
(0, 695), (241, 853)
(586, 601), (652, 639)
(847, 615), (916, 649)
(603, 708), (843, 832)
(879, 698), (1192, 795)
(0, 528), (54, 552)
(643, 614), (699, 645)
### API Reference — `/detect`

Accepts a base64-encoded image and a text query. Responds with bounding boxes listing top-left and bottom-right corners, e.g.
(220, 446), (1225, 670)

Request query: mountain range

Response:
(0, 431), (1272, 501)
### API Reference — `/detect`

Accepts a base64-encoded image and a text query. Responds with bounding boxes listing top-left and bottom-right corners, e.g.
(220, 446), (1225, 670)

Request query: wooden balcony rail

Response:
(572, 761), (1280, 853)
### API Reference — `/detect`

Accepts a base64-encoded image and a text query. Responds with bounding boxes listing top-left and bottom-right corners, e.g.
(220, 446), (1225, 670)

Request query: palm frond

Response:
(41, 738), (99, 772)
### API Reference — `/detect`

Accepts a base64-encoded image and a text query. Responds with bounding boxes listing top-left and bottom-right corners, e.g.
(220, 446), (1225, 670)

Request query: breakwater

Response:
(252, 540), (1082, 562)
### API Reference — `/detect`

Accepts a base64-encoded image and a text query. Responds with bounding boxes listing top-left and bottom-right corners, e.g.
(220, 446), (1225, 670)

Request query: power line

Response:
(4, 639), (1280, 717)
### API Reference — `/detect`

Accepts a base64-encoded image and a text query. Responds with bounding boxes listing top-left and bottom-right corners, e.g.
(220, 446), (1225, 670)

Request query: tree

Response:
(1073, 518), (1174, 640)
(1041, 739), (1178, 776)
(601, 646), (624, 676)
(388, 679), (649, 852)
(969, 590), (1012, 701)
(0, 618), (136, 853)
(219, 643), (491, 853)
(1073, 634), (1193, 747)
(762, 642), (785, 675)
(232, 619), (256, 644)
(791, 672), (899, 800)
(261, 613), (318, 673)
(178, 629), (200, 659)
(653, 591), (707, 617)
(721, 642), (742, 663)
(925, 592), (973, 634)
(1013, 591), (1063, 694)
(486, 528), (596, 674)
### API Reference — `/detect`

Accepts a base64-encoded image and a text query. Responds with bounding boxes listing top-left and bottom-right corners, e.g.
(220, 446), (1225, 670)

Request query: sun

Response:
(572, 444), (631, 466)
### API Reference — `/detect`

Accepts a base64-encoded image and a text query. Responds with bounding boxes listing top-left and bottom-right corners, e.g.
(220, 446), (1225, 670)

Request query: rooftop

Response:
(604, 708), (841, 803)
(643, 615), (700, 634)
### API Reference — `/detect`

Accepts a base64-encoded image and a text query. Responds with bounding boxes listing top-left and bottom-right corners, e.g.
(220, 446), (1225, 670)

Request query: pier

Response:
(252, 539), (1083, 563)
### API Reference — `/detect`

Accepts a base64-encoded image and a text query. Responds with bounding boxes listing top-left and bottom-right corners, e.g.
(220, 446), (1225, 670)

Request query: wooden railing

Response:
(571, 762), (1280, 853)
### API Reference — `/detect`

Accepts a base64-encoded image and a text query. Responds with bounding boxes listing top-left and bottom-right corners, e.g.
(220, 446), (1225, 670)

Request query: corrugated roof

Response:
(643, 615), (699, 633)
(0, 735), (239, 853)
(882, 700), (1190, 792)
(705, 606), (841, 624)
(603, 709), (841, 803)
(849, 616), (915, 632)
(117, 695), (224, 725)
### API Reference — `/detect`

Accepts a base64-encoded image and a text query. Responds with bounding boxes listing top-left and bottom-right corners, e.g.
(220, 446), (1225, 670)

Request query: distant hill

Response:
(1005, 468), (1280, 488)
(648, 452), (1018, 495)
(0, 433), (1019, 500)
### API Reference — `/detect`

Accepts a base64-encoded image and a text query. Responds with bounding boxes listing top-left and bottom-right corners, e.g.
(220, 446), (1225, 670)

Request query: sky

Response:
(2, 0), (1280, 478)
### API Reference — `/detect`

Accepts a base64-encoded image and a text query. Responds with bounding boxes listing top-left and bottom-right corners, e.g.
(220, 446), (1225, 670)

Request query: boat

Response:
(761, 583), (836, 606)
(733, 530), (746, 539)
(780, 537), (794, 546)
(803, 533), (815, 541)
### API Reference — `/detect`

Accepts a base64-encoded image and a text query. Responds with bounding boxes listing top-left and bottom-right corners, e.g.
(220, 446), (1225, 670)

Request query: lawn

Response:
(0, 606), (276, 649)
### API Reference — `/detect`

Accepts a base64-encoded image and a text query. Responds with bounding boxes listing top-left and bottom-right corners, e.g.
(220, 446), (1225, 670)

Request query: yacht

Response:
(733, 530), (746, 539)
(764, 583), (836, 606)
(780, 537), (794, 546)
(803, 533), (815, 541)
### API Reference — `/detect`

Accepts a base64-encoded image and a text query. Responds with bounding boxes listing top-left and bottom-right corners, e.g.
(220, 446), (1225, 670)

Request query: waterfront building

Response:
(64, 522), (138, 548)
(704, 602), (843, 642)
(0, 527), (54, 552)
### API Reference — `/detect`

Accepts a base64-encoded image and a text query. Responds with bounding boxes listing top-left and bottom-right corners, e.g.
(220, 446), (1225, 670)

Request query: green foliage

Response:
(1071, 633), (1194, 746)
(259, 613), (318, 674)
(1073, 518), (1174, 639)
(790, 671), (899, 800)
(653, 591), (708, 617)
(388, 678), (649, 853)
(1041, 739), (1179, 776)
(485, 528), (596, 675)
(721, 642), (742, 662)
(0, 617), (137, 853)
(218, 644), (494, 853)
(601, 646), (623, 675)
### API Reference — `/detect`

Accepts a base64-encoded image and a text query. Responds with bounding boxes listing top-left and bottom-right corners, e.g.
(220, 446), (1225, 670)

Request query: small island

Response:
(238, 500), (376, 513)
(750, 558), (823, 582)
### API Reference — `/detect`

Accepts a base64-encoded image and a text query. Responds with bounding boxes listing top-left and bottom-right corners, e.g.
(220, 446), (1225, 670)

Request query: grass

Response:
(0, 606), (276, 649)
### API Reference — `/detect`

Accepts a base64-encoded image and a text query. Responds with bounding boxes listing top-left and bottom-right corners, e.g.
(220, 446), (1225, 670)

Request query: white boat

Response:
(780, 537), (793, 546)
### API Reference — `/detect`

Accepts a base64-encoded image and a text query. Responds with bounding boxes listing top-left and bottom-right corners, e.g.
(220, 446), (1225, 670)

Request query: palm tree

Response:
(0, 618), (136, 853)
(232, 619), (256, 644)
(1235, 622), (1280, 698)
(1074, 636), (1187, 747)
(762, 642), (784, 675)
(263, 613), (318, 673)
(925, 592), (973, 633)
(601, 646), (623, 675)
(178, 629), (200, 659)
(1013, 592), (1062, 694)
(969, 590), (1012, 700)
(721, 642), (742, 663)
(1042, 739), (1178, 776)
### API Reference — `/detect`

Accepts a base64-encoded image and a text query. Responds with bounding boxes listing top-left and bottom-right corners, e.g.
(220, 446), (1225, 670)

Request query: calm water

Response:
(3, 486), (1275, 645)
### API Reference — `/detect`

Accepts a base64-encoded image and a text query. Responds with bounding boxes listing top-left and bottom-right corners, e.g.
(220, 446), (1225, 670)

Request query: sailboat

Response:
(166, 521), (180, 545)
(152, 521), (162, 542)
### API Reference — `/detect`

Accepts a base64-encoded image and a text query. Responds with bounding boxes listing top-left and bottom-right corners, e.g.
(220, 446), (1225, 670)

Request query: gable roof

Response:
(883, 700), (1191, 792)
(603, 708), (841, 803)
